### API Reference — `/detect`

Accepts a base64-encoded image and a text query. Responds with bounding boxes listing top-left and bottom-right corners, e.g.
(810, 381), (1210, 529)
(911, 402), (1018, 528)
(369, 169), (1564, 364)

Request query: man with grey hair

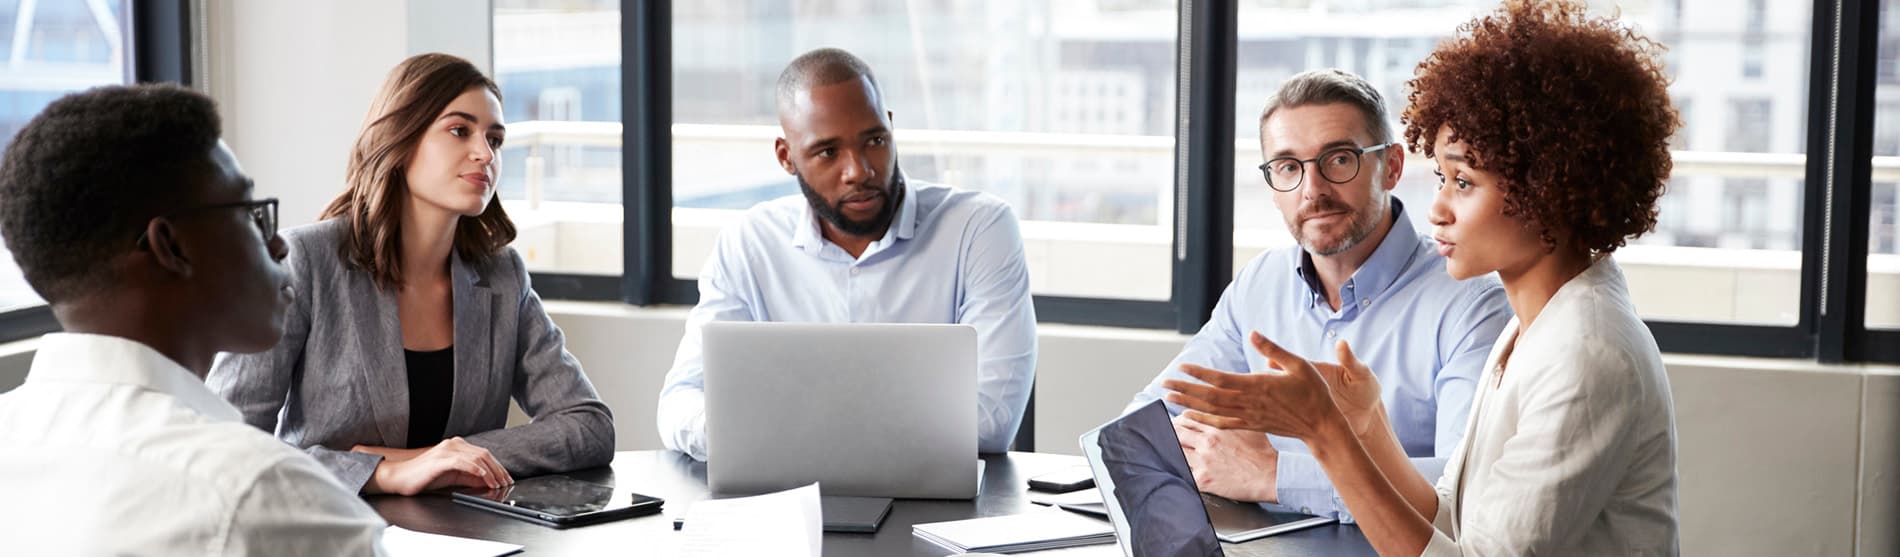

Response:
(658, 47), (1037, 461)
(1124, 69), (1511, 522)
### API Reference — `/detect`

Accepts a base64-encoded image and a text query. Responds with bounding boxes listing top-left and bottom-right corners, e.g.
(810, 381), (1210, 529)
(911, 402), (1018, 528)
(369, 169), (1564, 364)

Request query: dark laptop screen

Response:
(1086, 400), (1225, 557)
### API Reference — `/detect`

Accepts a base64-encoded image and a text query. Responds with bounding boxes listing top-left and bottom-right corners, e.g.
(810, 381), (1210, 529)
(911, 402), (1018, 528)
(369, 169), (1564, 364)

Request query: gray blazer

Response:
(207, 218), (615, 492)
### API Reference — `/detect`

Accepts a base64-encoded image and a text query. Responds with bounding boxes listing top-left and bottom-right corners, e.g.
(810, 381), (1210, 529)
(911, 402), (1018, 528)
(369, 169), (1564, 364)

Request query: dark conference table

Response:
(369, 450), (1375, 556)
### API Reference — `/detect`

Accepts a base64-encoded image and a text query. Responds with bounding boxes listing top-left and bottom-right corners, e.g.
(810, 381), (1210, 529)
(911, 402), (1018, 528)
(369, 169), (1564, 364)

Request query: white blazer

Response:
(1426, 257), (1679, 556)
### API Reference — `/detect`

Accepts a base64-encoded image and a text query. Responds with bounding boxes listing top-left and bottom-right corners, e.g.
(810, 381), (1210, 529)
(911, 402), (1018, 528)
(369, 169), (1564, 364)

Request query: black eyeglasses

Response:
(1259, 142), (1397, 192)
(135, 198), (279, 248)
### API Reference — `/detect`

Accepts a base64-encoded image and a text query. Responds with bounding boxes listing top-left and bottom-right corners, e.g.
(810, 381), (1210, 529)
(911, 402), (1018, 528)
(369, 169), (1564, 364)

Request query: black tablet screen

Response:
(459, 476), (648, 518)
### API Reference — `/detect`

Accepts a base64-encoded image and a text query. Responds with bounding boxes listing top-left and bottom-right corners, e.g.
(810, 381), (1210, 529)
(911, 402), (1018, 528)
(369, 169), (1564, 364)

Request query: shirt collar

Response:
(791, 174), (919, 255)
(1293, 197), (1423, 308)
(22, 333), (241, 423)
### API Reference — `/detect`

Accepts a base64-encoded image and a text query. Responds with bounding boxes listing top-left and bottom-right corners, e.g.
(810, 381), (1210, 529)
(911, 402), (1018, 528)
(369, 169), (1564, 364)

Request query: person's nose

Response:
(267, 233), (289, 263)
(838, 149), (874, 186)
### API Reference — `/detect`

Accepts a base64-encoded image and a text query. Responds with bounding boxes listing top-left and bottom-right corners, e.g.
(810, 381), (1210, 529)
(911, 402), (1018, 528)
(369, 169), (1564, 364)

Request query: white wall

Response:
(198, 0), (492, 226)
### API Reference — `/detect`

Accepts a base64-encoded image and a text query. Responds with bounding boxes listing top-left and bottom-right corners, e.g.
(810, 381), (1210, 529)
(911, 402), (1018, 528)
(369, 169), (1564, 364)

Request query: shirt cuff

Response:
(1274, 450), (1353, 523)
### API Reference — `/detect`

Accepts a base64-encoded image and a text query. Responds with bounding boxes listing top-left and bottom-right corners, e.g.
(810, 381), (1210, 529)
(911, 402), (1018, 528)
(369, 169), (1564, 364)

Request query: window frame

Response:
(0, 0), (194, 343)
(507, 0), (1900, 364)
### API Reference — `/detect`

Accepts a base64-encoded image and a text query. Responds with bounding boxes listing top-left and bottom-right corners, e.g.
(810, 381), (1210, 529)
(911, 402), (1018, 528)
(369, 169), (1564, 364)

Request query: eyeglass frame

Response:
(134, 198), (279, 249)
(1257, 142), (1398, 192)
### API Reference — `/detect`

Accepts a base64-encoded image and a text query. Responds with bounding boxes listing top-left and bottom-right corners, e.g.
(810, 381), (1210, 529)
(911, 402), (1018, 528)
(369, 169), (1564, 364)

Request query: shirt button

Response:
(1360, 299), (1371, 307)
(850, 267), (861, 276)
(1301, 507), (1313, 514)
(1326, 329), (1337, 338)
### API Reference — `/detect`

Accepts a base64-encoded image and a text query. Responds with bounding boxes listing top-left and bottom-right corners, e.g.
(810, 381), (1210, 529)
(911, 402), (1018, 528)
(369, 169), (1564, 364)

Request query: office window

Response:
(1232, 0), (1810, 325)
(491, 0), (623, 276)
(1871, 0), (1900, 329)
(1672, 97), (1694, 151)
(0, 0), (130, 312)
(669, 1), (1178, 301)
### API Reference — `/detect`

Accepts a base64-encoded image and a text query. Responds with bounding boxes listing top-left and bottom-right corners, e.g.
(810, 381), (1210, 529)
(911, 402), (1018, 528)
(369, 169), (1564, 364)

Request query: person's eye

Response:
(1456, 179), (1474, 191)
(868, 136), (887, 147)
(449, 125), (468, 137)
(1328, 153), (1354, 166)
(816, 148), (835, 158)
(488, 135), (504, 149)
(1432, 169), (1447, 186)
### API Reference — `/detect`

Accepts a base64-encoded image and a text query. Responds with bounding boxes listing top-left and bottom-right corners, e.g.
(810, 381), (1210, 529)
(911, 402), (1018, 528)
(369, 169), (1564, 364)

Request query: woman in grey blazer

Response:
(208, 53), (614, 495)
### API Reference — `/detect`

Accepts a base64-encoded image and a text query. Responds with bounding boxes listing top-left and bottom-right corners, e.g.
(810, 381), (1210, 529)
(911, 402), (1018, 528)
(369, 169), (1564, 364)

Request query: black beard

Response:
(797, 162), (903, 237)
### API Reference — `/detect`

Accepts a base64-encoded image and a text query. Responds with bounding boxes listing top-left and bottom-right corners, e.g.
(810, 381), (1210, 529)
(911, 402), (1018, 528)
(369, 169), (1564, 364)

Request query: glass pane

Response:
(1232, 0), (1810, 325)
(670, 0), (1178, 301)
(1871, 0), (1900, 329)
(492, 0), (622, 276)
(0, 0), (130, 311)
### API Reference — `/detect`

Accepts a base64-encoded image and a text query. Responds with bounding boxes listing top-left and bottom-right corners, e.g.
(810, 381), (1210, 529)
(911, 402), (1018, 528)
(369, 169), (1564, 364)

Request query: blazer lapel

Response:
(1450, 321), (1516, 528)
(444, 254), (494, 437)
(358, 279), (410, 448)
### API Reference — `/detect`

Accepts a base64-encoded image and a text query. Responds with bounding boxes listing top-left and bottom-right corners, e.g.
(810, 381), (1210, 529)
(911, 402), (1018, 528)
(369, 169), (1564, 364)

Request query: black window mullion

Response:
(1172, 0), (1237, 335)
(624, 0), (678, 306)
(130, 0), (190, 85)
(1805, 0), (1877, 363)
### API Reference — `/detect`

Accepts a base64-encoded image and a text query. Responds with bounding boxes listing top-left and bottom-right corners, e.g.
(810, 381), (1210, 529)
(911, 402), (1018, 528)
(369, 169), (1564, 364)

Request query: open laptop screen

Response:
(1080, 400), (1225, 557)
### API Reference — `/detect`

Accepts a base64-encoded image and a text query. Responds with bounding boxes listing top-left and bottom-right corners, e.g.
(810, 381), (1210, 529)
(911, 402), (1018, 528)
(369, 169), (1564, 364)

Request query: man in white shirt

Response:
(658, 48), (1038, 460)
(0, 85), (386, 555)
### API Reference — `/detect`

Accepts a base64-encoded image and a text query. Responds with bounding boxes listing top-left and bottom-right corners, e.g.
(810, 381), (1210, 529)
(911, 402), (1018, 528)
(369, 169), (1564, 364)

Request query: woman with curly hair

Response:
(1162, 1), (1680, 554)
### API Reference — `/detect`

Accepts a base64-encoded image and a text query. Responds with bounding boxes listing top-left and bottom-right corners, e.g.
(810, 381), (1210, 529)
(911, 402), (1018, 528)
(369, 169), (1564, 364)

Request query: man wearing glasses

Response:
(0, 85), (384, 554)
(1123, 69), (1512, 523)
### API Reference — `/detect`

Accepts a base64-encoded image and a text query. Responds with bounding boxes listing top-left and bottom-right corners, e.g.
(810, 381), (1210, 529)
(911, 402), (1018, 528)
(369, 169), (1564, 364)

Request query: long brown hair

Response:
(321, 52), (516, 290)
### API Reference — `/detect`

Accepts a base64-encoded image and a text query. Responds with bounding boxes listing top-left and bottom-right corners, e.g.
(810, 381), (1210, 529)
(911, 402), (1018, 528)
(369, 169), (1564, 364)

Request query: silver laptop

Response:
(703, 321), (980, 499)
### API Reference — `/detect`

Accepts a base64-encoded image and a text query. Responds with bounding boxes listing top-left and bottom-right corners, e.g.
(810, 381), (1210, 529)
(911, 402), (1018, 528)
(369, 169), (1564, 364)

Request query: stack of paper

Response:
(912, 507), (1116, 553)
(382, 526), (522, 557)
(680, 483), (823, 557)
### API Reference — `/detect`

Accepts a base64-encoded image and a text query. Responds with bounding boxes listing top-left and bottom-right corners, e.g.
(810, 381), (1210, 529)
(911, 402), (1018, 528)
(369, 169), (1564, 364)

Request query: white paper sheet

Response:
(381, 525), (523, 557)
(680, 482), (823, 556)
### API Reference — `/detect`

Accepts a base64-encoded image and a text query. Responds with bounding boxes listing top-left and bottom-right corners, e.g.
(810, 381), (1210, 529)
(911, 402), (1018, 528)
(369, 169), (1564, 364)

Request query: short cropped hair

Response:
(776, 47), (882, 111)
(1259, 68), (1393, 145)
(1402, 0), (1679, 254)
(0, 84), (220, 302)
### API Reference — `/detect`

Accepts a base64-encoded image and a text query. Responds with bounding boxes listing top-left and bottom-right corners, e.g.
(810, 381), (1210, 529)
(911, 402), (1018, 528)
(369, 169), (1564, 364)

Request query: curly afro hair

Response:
(1401, 0), (1679, 255)
(0, 84), (220, 302)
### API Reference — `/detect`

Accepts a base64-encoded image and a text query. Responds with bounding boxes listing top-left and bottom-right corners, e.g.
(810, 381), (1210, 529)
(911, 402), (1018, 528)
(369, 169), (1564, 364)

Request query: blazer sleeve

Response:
(206, 230), (383, 491)
(462, 250), (616, 475)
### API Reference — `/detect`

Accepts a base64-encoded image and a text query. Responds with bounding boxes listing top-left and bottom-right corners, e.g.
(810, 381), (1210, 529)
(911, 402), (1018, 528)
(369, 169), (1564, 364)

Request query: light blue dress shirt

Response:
(1126, 198), (1511, 523)
(658, 179), (1038, 460)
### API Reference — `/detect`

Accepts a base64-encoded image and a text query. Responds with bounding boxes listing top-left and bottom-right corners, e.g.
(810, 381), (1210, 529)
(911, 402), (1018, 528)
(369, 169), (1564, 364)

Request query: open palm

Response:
(1311, 340), (1383, 438)
(1162, 332), (1343, 441)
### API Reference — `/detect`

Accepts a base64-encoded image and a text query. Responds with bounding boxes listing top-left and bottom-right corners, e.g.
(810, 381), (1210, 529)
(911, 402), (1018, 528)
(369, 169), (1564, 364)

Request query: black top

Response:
(404, 345), (455, 449)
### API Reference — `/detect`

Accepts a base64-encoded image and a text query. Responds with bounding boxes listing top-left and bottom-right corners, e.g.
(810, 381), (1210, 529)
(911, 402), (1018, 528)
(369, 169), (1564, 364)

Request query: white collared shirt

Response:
(1426, 258), (1679, 556)
(658, 180), (1039, 459)
(0, 333), (386, 556)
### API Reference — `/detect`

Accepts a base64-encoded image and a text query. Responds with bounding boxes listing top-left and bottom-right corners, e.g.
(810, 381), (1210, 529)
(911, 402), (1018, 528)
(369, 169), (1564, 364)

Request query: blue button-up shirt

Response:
(1126, 198), (1511, 522)
(658, 179), (1038, 460)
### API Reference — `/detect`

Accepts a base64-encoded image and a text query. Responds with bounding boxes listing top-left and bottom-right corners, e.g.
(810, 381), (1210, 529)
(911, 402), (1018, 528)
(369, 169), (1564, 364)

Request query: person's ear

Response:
(141, 218), (193, 278)
(1380, 145), (1405, 192)
(774, 137), (796, 175)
